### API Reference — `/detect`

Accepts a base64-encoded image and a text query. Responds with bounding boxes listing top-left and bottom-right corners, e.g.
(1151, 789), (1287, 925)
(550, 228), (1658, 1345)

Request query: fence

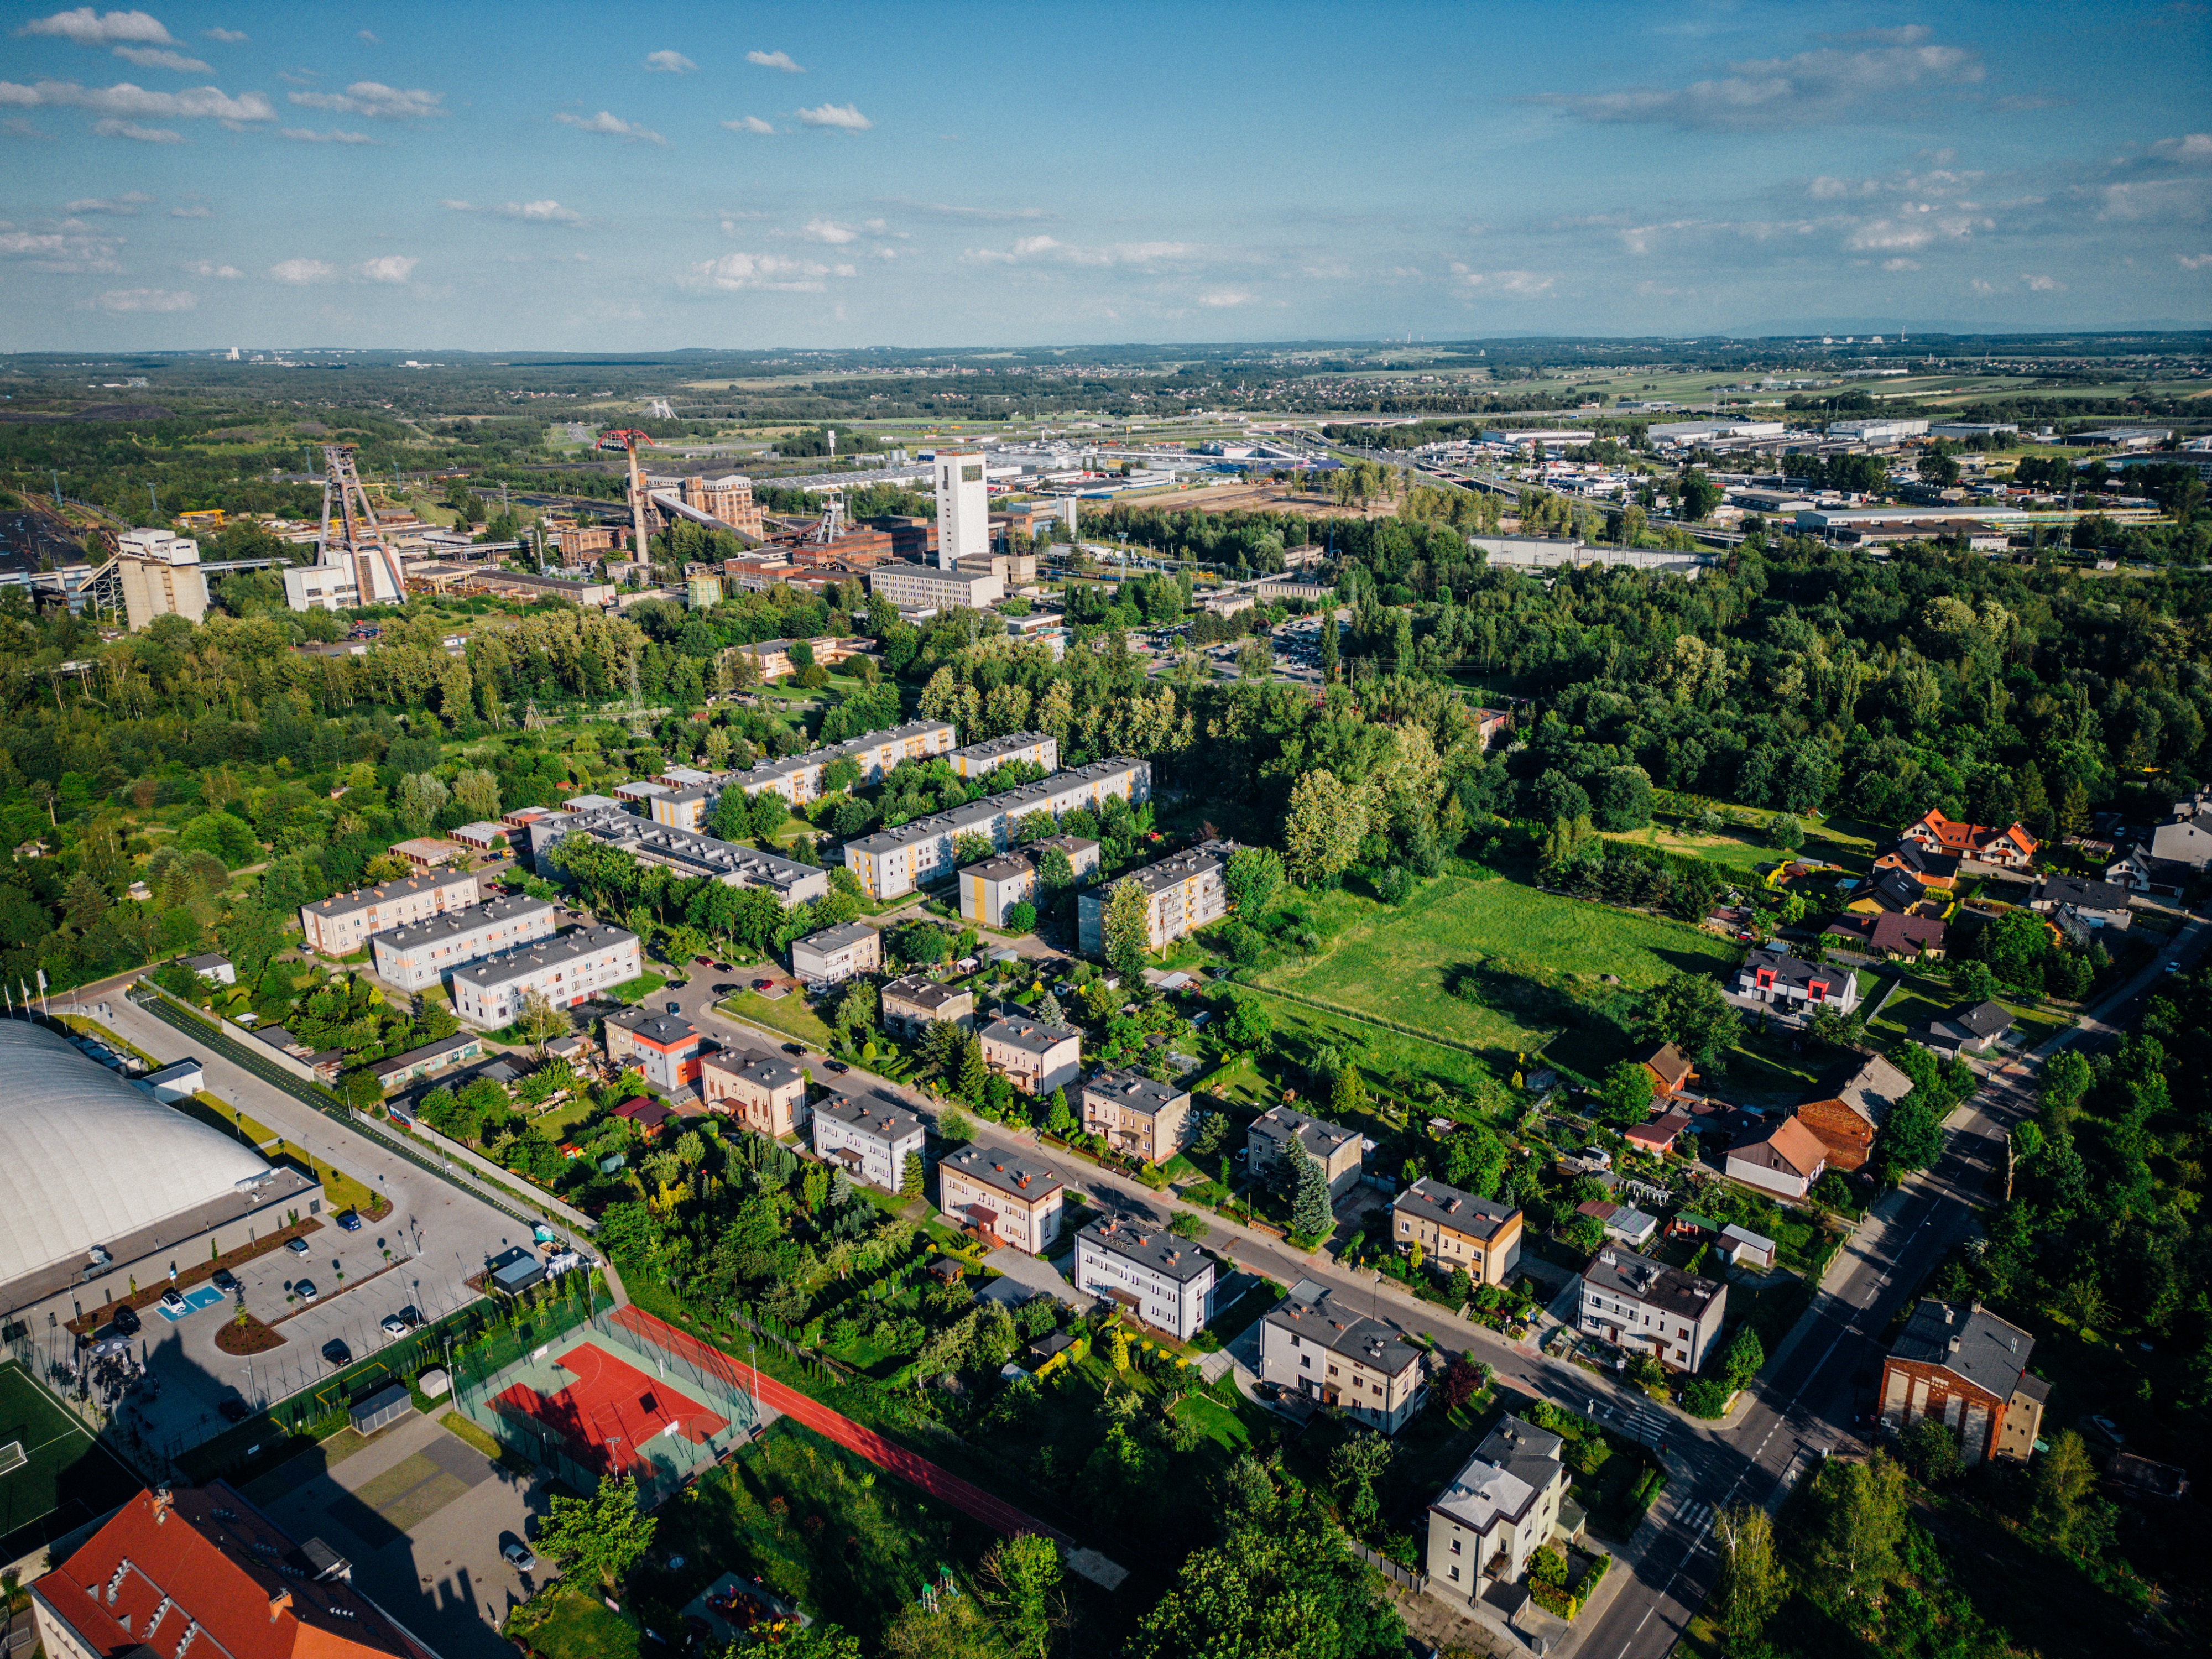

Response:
(349, 1108), (597, 1232)
(1347, 1537), (1427, 1594)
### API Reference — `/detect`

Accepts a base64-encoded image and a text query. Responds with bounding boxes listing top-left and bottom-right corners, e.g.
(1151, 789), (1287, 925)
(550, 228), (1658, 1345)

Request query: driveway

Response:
(247, 1408), (551, 1659)
(980, 1246), (1093, 1312)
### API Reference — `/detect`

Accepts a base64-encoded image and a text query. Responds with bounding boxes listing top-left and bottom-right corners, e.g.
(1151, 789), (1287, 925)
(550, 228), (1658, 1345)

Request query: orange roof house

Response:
(1639, 1042), (1697, 1099)
(1900, 809), (2036, 869)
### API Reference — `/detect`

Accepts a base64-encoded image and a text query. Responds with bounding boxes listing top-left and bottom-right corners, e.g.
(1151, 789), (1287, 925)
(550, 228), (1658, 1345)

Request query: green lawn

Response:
(719, 992), (836, 1050)
(1253, 873), (1739, 1068)
(504, 1588), (640, 1659)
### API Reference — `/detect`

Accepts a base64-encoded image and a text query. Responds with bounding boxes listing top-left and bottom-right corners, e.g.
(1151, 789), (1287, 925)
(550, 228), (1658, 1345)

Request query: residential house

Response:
(1391, 1177), (1524, 1287)
(880, 974), (974, 1038)
(1853, 867), (1942, 915)
(958, 835), (1100, 927)
(612, 1095), (678, 1138)
(2138, 786), (2212, 872)
(811, 1090), (927, 1192)
(790, 921), (881, 985)
(1735, 946), (1860, 1014)
(1823, 909), (1948, 961)
(1623, 1110), (1692, 1158)
(701, 1048), (810, 1136)
(1248, 1104), (1366, 1202)
(1638, 1042), (1696, 1099)
(1425, 1416), (1571, 1598)
(979, 1014), (1083, 1097)
(1794, 1051), (1913, 1172)
(299, 868), (481, 957)
(1074, 1217), (1216, 1340)
(937, 1146), (1066, 1253)
(367, 1032), (484, 1093)
(1080, 1070), (1196, 1164)
(603, 1008), (706, 1094)
(1880, 1298), (2048, 1465)
(2028, 874), (2134, 931)
(185, 951), (236, 985)
(1575, 1199), (1659, 1249)
(1726, 1114), (1830, 1199)
(31, 1485), (440, 1659)
(1258, 1281), (1427, 1434)
(1900, 808), (2037, 869)
(1872, 841), (1960, 889)
(1578, 1246), (1729, 1372)
(1077, 838), (1236, 957)
(1915, 1000), (2014, 1060)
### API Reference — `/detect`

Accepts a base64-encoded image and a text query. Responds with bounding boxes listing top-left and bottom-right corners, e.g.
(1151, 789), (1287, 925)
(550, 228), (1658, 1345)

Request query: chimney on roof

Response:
(150, 1487), (173, 1522)
(269, 1590), (292, 1621)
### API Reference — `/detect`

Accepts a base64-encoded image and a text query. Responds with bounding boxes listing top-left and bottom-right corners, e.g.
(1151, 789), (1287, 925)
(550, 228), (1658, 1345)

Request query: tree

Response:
(900, 1150), (925, 1195)
(2038, 1047), (2092, 1129)
(1044, 1086), (1075, 1138)
(1004, 900), (1037, 933)
(1897, 1417), (1961, 1486)
(2031, 1430), (2112, 1559)
(1637, 969), (1739, 1065)
(513, 987), (568, 1055)
(1596, 1059), (1654, 1126)
(1224, 845), (1284, 916)
(1128, 1509), (1405, 1659)
(938, 1106), (975, 1145)
(1713, 1501), (1785, 1653)
(534, 1472), (655, 1590)
(340, 1069), (384, 1111)
(1442, 1124), (1506, 1197)
(1329, 1062), (1366, 1120)
(1170, 1209), (1207, 1240)
(1223, 991), (1273, 1050)
(1283, 770), (1366, 886)
(955, 1037), (987, 1102)
(748, 789), (789, 841)
(1325, 1430), (1394, 1530)
(1678, 468), (1721, 521)
(1291, 1155), (1332, 1238)
(953, 831), (996, 867)
(1100, 876), (1152, 979)
(1876, 1088), (1943, 1173)
(452, 768), (501, 822)
(1720, 1324), (1764, 1389)
(1808, 1451), (1907, 1613)
(974, 1533), (1066, 1659)
(759, 1627), (864, 1659)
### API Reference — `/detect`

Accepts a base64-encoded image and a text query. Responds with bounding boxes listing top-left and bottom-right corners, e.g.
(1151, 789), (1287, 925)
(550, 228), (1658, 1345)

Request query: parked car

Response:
(111, 1305), (140, 1337)
(334, 1209), (363, 1232)
(294, 1280), (319, 1302)
(502, 1540), (538, 1572)
(284, 1237), (311, 1256)
(713, 983), (737, 994)
(395, 1305), (422, 1329)
(823, 1060), (849, 1074)
(380, 1314), (410, 1339)
(695, 954), (714, 966)
(667, 1001), (683, 1015)
(217, 1397), (252, 1423)
(782, 1042), (806, 1056)
(211, 1268), (238, 1293)
(159, 1288), (187, 1314)
(322, 1339), (351, 1366)
(751, 978), (774, 992)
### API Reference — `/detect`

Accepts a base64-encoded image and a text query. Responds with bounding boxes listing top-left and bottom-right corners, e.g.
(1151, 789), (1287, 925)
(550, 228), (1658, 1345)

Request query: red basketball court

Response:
(492, 1340), (729, 1480)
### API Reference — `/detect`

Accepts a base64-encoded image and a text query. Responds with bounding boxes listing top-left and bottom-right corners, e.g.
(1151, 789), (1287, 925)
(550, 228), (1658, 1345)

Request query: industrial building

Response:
(114, 528), (209, 631)
(933, 450), (991, 567)
(845, 758), (1149, 899)
(869, 561), (1004, 611)
(368, 894), (558, 992)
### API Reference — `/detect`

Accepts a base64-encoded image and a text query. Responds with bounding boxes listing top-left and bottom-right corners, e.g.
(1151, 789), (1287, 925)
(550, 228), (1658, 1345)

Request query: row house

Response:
(299, 868), (479, 957)
(1734, 946), (1861, 1015)
(368, 894), (557, 992)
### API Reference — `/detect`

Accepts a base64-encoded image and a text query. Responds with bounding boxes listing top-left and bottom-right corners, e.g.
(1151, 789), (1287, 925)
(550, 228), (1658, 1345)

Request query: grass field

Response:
(0, 1363), (143, 1564)
(1253, 874), (1739, 1072)
(719, 992), (835, 1050)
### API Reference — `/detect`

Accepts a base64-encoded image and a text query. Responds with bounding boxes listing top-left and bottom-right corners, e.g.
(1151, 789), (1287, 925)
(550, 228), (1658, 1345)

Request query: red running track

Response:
(610, 1303), (1066, 1544)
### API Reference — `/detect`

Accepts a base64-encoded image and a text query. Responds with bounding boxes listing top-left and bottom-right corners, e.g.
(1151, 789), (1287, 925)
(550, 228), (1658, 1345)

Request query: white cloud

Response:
(2023, 273), (2065, 290)
(444, 197), (583, 223)
(19, 9), (171, 46)
(645, 50), (694, 74)
(4, 116), (55, 138)
(184, 259), (239, 276)
(1882, 257), (1920, 270)
(687, 251), (850, 291)
(1970, 278), (1997, 294)
(278, 127), (374, 143)
(113, 45), (209, 71)
(794, 102), (869, 131)
(801, 218), (857, 243)
(93, 118), (180, 140)
(1453, 267), (1555, 296)
(168, 202), (210, 216)
(66, 191), (152, 213)
(555, 109), (665, 143)
(356, 253), (416, 283)
(1197, 289), (1254, 307)
(0, 221), (123, 270)
(722, 115), (774, 133)
(2180, 253), (2212, 270)
(2150, 133), (2212, 161)
(747, 49), (802, 72)
(879, 196), (1049, 221)
(357, 29), (378, 43)
(0, 79), (275, 120)
(1545, 38), (1983, 131)
(268, 257), (336, 283)
(90, 286), (195, 310)
(288, 81), (444, 119)
(204, 27), (246, 43)
(966, 234), (1195, 269)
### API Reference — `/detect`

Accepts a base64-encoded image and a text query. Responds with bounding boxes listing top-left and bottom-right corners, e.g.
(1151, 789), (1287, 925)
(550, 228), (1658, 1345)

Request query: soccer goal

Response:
(0, 1441), (27, 1476)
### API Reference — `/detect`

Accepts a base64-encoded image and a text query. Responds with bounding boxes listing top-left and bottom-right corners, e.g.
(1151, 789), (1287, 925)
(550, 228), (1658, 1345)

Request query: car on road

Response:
(322, 1339), (351, 1366)
(823, 1060), (849, 1074)
(111, 1305), (140, 1337)
(2166, 959), (2183, 973)
(334, 1209), (362, 1232)
(211, 1268), (238, 1293)
(294, 1280), (319, 1302)
(217, 1397), (252, 1423)
(667, 1001), (684, 1015)
(713, 982), (738, 994)
(284, 1237), (311, 1256)
(782, 1042), (806, 1055)
(502, 1540), (538, 1572)
(159, 1288), (187, 1314)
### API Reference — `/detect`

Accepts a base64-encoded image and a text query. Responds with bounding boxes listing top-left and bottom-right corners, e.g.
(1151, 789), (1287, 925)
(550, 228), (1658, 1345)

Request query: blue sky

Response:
(3, 0), (2209, 351)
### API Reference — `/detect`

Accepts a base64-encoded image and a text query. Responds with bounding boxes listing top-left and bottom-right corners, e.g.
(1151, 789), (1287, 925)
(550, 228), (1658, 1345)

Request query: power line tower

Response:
(317, 444), (406, 604)
(597, 428), (656, 566)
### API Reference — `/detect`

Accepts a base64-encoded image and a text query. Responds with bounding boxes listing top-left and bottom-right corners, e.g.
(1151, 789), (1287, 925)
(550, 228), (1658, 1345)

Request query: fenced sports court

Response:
(0, 1361), (141, 1567)
(449, 1308), (760, 1507)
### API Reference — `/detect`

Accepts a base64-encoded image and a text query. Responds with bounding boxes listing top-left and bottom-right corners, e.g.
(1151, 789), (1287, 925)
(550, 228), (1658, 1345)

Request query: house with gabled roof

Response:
(1915, 999), (2013, 1059)
(1901, 808), (2036, 869)
(1725, 1114), (1829, 1199)
(1391, 1177), (1523, 1287)
(1793, 1051), (1912, 1172)
(1638, 1042), (1697, 1099)
(1735, 946), (1859, 1014)
(1880, 1298), (2047, 1464)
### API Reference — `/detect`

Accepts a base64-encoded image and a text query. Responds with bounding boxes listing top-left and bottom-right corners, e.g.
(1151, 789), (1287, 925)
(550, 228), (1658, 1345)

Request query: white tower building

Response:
(933, 449), (989, 570)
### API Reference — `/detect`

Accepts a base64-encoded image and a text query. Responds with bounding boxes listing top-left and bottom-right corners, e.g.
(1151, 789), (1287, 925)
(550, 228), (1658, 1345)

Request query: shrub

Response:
(1683, 1378), (1732, 1418)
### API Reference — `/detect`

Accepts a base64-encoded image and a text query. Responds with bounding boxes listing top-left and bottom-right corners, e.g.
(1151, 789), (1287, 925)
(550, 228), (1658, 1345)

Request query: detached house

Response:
(702, 1048), (810, 1137)
(1425, 1415), (1572, 1599)
(1872, 841), (1960, 890)
(880, 974), (974, 1038)
(1578, 1246), (1728, 1373)
(1823, 909), (1948, 961)
(1074, 1217), (1216, 1339)
(1880, 1298), (2048, 1465)
(812, 1089), (926, 1192)
(603, 1008), (706, 1094)
(937, 1145), (1066, 1253)
(1735, 946), (1859, 1014)
(1725, 1114), (1830, 1199)
(1638, 1042), (1697, 1099)
(979, 1013), (1083, 1097)
(1248, 1104), (1366, 1202)
(1794, 1051), (1912, 1172)
(1080, 1070), (1196, 1164)
(1258, 1281), (1427, 1433)
(1901, 808), (2037, 869)
(1391, 1177), (1524, 1287)
(1915, 999), (2013, 1060)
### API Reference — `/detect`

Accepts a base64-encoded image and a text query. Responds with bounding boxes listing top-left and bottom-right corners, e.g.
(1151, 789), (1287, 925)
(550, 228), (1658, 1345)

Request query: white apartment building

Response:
(948, 731), (1057, 779)
(934, 449), (990, 567)
(735, 719), (957, 806)
(1074, 1217), (1215, 1340)
(449, 925), (642, 1027)
(1077, 838), (1234, 956)
(846, 758), (1150, 899)
(368, 894), (558, 991)
(811, 1090), (927, 1192)
(299, 869), (481, 957)
(1578, 1246), (1728, 1373)
(1426, 1416), (1571, 1598)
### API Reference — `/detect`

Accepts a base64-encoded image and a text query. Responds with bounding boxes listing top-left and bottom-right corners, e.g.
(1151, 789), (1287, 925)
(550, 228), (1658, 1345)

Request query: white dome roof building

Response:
(0, 1021), (316, 1317)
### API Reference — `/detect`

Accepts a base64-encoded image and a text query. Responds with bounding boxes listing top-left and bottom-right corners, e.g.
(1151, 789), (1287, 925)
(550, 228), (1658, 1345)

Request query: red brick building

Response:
(1794, 1051), (1912, 1172)
(1880, 1299), (2049, 1465)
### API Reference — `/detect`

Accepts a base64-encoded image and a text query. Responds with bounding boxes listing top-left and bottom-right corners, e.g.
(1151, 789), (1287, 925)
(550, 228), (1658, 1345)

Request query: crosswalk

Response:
(1672, 1498), (1716, 1537)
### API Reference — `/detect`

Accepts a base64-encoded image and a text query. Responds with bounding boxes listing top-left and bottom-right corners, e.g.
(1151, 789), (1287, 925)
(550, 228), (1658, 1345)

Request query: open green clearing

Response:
(1599, 808), (1876, 877)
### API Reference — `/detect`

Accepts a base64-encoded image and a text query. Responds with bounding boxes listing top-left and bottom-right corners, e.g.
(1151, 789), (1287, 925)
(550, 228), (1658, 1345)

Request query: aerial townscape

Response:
(2, 6), (2211, 1659)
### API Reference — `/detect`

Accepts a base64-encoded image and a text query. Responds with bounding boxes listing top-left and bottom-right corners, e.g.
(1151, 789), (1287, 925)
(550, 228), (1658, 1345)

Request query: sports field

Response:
(0, 1363), (142, 1564)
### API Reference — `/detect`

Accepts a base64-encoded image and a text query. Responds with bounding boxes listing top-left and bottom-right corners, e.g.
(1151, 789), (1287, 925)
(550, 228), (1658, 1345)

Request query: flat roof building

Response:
(958, 835), (1099, 928)
(732, 719), (958, 806)
(948, 731), (1058, 779)
(847, 758), (1149, 899)
(450, 925), (642, 1027)
(529, 805), (831, 906)
(869, 560), (1003, 611)
(1077, 837), (1235, 957)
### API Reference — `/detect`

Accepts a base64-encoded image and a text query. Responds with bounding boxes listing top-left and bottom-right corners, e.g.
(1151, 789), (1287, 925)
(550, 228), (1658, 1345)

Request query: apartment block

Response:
(1391, 1177), (1524, 1288)
(1074, 1217), (1215, 1340)
(979, 1013), (1083, 1097)
(1081, 1070), (1195, 1165)
(846, 758), (1150, 899)
(880, 974), (974, 1037)
(958, 836), (1099, 927)
(701, 1047), (810, 1137)
(948, 731), (1058, 779)
(1077, 838), (1235, 957)
(300, 868), (481, 957)
(937, 1145), (1065, 1253)
(648, 787), (716, 832)
(734, 719), (957, 806)
(811, 1089), (927, 1192)
(448, 925), (641, 1027)
(1258, 1283), (1425, 1434)
(528, 806), (830, 905)
(368, 894), (557, 992)
(603, 1007), (706, 1093)
(791, 920), (880, 985)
